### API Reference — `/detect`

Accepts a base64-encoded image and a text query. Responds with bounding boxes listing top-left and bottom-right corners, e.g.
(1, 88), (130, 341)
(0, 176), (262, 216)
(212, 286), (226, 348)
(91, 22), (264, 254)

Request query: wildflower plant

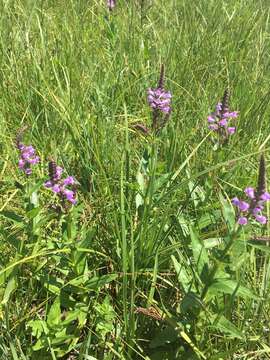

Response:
(208, 89), (238, 146)
(232, 155), (270, 225)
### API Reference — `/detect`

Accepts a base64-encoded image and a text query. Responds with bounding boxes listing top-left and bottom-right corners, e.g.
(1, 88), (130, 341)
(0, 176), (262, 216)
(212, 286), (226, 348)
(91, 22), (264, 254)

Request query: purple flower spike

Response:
(146, 64), (172, 133)
(16, 132), (39, 176)
(52, 184), (61, 193)
(45, 180), (52, 188)
(232, 179), (270, 225)
(207, 89), (238, 140)
(147, 88), (172, 114)
(225, 111), (238, 118)
(45, 160), (77, 207)
(253, 207), (262, 215)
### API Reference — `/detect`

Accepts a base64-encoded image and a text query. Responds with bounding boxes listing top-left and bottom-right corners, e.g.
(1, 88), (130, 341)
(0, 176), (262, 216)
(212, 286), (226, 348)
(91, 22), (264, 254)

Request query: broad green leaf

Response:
(180, 292), (203, 314)
(26, 207), (41, 219)
(27, 319), (48, 338)
(86, 274), (117, 290)
(1, 275), (17, 305)
(47, 296), (61, 328)
(203, 237), (223, 249)
(219, 193), (235, 232)
(149, 326), (178, 349)
(39, 275), (64, 295)
(171, 255), (190, 292)
(10, 341), (19, 360)
(51, 334), (76, 345)
(210, 315), (243, 339)
(0, 211), (24, 223)
(247, 241), (270, 254)
(208, 279), (259, 300)
(190, 226), (209, 276)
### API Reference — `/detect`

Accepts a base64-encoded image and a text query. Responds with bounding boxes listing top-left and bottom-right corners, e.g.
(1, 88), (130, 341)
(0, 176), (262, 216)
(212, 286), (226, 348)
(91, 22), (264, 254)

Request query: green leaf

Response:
(39, 275), (64, 295)
(73, 228), (96, 276)
(208, 279), (259, 300)
(86, 274), (117, 291)
(219, 193), (235, 232)
(27, 319), (48, 338)
(1, 275), (17, 305)
(180, 292), (203, 314)
(203, 237), (223, 249)
(210, 315), (243, 339)
(190, 226), (209, 276)
(0, 211), (24, 223)
(149, 326), (178, 349)
(47, 296), (61, 328)
(171, 255), (190, 293)
(26, 207), (41, 219)
(247, 241), (270, 254)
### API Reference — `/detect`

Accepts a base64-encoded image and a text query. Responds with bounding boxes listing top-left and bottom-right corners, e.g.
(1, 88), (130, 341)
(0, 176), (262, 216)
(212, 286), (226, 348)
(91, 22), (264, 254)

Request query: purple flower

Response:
(45, 160), (77, 206)
(107, 0), (116, 10)
(238, 201), (250, 212)
(238, 217), (248, 225)
(207, 90), (238, 138)
(232, 185), (270, 225)
(63, 176), (75, 186)
(17, 140), (39, 176)
(63, 189), (76, 204)
(219, 119), (228, 127)
(147, 88), (172, 114)
(227, 127), (236, 134)
(255, 215), (267, 224)
(261, 192), (270, 201)
(209, 124), (219, 131)
(245, 187), (255, 199)
(231, 197), (240, 206)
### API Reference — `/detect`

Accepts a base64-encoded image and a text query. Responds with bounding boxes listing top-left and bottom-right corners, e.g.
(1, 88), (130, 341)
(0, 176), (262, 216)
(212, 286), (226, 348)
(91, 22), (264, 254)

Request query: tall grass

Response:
(1, 0), (270, 359)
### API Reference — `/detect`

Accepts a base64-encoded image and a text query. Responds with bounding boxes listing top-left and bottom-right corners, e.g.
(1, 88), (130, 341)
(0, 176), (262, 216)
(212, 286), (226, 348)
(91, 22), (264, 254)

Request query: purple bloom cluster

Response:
(208, 102), (238, 135)
(147, 88), (172, 114)
(17, 143), (39, 175)
(45, 162), (77, 205)
(232, 187), (270, 225)
(107, 0), (116, 10)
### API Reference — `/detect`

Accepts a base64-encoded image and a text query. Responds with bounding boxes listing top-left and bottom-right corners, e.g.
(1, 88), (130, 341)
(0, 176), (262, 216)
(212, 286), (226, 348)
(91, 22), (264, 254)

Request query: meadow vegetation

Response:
(1, 0), (270, 359)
